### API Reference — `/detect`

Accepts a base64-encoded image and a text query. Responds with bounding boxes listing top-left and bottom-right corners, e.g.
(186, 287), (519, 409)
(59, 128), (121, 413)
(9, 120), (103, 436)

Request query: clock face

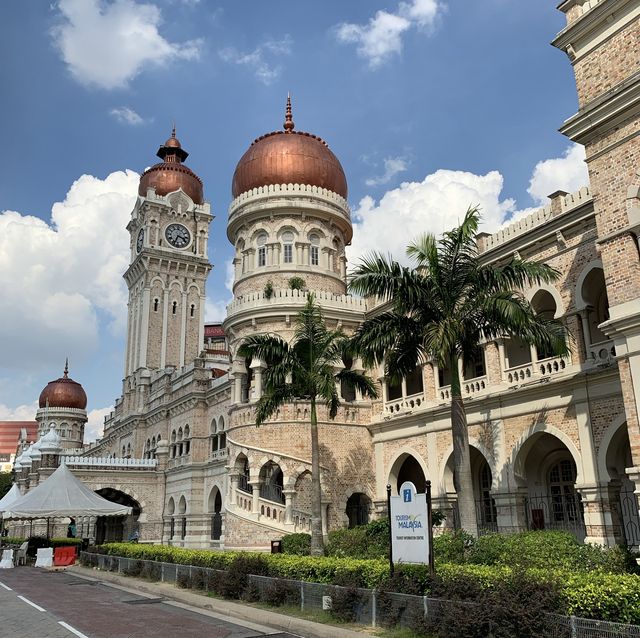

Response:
(136, 228), (144, 253)
(165, 223), (191, 249)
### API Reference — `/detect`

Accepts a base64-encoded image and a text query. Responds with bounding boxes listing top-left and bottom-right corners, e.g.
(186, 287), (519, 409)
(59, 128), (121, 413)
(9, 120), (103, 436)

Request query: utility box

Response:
(270, 540), (282, 554)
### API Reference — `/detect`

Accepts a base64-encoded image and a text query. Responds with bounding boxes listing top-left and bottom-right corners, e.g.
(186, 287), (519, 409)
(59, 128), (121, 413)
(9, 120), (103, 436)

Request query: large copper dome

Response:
(139, 129), (204, 204)
(232, 97), (347, 200)
(38, 361), (87, 410)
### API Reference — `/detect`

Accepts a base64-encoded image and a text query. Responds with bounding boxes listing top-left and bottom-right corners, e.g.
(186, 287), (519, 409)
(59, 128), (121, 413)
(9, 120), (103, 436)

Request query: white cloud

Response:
(205, 260), (234, 322)
(219, 36), (292, 85)
(84, 406), (113, 442)
(527, 144), (588, 205)
(365, 156), (410, 186)
(52, 0), (202, 90)
(0, 401), (38, 422)
(334, 0), (442, 67)
(349, 169), (515, 264)
(0, 170), (138, 371)
(109, 106), (147, 125)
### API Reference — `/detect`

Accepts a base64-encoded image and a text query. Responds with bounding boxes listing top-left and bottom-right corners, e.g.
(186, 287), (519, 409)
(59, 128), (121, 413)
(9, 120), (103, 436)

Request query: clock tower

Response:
(123, 129), (213, 382)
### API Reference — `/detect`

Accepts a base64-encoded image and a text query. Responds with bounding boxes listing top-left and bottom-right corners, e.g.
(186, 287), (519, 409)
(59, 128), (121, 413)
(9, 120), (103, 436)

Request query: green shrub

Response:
(329, 585), (364, 623)
(261, 578), (301, 607)
(281, 533), (311, 555)
(288, 276), (306, 291)
(433, 530), (474, 564)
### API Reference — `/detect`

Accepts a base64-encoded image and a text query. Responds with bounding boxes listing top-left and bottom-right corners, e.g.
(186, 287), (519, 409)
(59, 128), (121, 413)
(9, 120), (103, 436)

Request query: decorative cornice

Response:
(560, 72), (640, 144)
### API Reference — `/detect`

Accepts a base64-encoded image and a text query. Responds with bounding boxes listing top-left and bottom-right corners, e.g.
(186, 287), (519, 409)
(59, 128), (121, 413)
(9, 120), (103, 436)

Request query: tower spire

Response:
(63, 358), (69, 378)
(284, 93), (295, 132)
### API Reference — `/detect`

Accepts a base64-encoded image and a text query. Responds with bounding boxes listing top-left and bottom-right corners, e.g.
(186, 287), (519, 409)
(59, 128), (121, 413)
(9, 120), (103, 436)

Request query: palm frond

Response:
(336, 368), (379, 400)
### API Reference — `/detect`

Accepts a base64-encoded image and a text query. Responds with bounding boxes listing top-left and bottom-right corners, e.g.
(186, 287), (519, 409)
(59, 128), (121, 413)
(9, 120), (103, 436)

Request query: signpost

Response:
(387, 480), (434, 574)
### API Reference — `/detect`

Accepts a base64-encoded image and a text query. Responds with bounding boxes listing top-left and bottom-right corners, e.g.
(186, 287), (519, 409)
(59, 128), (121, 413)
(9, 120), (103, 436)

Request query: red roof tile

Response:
(0, 421), (38, 455)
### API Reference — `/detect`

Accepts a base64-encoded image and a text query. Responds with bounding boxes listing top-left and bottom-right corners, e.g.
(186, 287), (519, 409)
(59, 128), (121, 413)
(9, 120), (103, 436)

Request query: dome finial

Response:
(64, 358), (69, 378)
(284, 93), (294, 132)
(171, 121), (176, 139)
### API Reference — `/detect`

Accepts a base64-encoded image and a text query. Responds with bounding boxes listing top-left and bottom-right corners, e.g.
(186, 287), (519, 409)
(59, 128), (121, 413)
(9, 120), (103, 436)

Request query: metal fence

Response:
(80, 552), (640, 638)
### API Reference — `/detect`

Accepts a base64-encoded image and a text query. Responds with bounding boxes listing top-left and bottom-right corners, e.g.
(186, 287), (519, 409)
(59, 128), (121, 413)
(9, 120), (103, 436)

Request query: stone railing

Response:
(506, 356), (570, 384)
(479, 187), (591, 253)
(385, 393), (426, 414)
(587, 341), (616, 367)
(464, 376), (488, 396)
(62, 456), (157, 469)
(229, 183), (350, 220)
(211, 449), (228, 462)
(227, 287), (368, 316)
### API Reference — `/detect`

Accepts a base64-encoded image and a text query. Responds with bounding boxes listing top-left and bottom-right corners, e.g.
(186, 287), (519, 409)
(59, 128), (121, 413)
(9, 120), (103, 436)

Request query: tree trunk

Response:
(309, 399), (324, 556)
(449, 354), (479, 538)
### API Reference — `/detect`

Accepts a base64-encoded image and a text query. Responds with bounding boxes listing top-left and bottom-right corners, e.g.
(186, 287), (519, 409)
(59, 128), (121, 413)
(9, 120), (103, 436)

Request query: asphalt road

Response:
(0, 567), (302, 638)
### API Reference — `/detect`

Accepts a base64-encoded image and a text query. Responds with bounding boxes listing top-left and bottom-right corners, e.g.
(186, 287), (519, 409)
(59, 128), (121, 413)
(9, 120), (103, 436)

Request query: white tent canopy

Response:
(3, 464), (132, 519)
(0, 484), (22, 514)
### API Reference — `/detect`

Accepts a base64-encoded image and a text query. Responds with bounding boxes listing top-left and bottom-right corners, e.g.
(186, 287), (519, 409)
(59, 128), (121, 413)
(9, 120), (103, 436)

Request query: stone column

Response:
(423, 363), (436, 401)
(160, 289), (169, 368)
(496, 340), (507, 381)
(250, 358), (266, 401)
(284, 489), (296, 525)
(492, 489), (528, 534)
(577, 483), (617, 546)
(250, 481), (261, 516)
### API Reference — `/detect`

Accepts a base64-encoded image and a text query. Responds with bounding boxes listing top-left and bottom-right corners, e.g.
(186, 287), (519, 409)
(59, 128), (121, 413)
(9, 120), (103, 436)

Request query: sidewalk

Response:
(68, 565), (369, 638)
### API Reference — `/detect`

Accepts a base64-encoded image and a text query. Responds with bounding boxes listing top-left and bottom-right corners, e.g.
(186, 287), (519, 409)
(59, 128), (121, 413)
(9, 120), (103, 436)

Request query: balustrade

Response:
(587, 341), (615, 367)
(384, 392), (425, 414)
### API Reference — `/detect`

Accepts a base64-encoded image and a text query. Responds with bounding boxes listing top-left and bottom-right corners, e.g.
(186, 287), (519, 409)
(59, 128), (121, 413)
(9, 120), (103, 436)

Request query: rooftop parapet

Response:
(477, 186), (591, 254)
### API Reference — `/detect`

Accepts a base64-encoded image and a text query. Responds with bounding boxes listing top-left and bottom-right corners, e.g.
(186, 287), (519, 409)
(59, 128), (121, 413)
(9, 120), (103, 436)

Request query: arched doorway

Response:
(259, 461), (284, 504)
(208, 487), (223, 541)
(346, 492), (371, 528)
(443, 446), (496, 532)
(515, 432), (585, 541)
(531, 290), (559, 360)
(95, 489), (141, 544)
(391, 453), (427, 494)
(606, 424), (640, 546)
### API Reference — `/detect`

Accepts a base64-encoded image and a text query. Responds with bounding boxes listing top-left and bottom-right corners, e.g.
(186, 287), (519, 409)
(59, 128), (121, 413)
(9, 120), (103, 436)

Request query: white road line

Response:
(0, 581), (12, 591)
(17, 595), (46, 612)
(59, 621), (91, 638)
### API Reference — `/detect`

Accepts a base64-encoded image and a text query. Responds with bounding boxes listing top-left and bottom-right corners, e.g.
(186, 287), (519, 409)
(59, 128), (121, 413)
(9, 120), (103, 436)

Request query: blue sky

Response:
(0, 1), (588, 440)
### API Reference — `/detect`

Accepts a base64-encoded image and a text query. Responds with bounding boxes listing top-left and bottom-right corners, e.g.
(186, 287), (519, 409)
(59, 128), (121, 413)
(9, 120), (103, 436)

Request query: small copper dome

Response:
(232, 96), (348, 200)
(139, 128), (204, 204)
(38, 360), (87, 410)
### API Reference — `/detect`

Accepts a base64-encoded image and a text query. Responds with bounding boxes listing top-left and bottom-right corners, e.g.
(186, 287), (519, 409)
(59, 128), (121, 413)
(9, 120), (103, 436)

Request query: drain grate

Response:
(122, 597), (165, 605)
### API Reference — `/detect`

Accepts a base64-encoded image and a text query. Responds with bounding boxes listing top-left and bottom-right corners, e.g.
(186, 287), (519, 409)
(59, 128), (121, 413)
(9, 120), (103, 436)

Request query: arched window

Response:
(190, 303), (195, 318)
(531, 290), (559, 360)
(122, 445), (126, 457)
(172, 300), (177, 315)
(184, 425), (190, 455)
(282, 231), (294, 264)
(153, 298), (159, 312)
(126, 443), (131, 458)
(309, 233), (320, 267)
(257, 233), (267, 267)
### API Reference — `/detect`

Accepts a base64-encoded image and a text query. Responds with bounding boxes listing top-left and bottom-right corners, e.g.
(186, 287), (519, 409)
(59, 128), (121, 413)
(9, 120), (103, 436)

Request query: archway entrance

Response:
(95, 489), (141, 544)
(392, 454), (426, 494)
(515, 432), (585, 541)
(209, 487), (223, 541)
(346, 493), (371, 528)
(606, 424), (640, 546)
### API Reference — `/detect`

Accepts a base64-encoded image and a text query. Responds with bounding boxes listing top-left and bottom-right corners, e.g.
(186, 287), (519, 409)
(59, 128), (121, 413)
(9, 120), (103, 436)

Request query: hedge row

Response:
(320, 525), (636, 574)
(92, 543), (640, 624)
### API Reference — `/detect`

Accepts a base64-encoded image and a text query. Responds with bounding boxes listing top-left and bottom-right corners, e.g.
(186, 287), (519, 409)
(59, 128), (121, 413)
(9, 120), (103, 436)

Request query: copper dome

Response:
(139, 129), (204, 204)
(232, 97), (348, 200)
(38, 361), (87, 410)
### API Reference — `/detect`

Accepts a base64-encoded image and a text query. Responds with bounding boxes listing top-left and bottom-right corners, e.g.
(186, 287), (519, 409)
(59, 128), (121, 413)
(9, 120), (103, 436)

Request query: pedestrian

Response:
(67, 517), (77, 538)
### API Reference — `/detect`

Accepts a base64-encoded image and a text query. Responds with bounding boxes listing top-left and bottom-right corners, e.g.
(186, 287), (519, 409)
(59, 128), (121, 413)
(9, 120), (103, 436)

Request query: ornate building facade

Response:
(10, 0), (640, 550)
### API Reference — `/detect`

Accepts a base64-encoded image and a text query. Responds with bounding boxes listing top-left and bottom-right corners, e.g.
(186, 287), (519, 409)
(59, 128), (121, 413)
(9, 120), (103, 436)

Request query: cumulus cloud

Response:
(205, 260), (234, 322)
(527, 144), (588, 205)
(349, 169), (516, 264)
(0, 170), (138, 371)
(0, 401), (38, 422)
(365, 156), (410, 186)
(334, 0), (442, 67)
(84, 406), (113, 442)
(219, 36), (292, 85)
(52, 0), (202, 90)
(109, 106), (147, 125)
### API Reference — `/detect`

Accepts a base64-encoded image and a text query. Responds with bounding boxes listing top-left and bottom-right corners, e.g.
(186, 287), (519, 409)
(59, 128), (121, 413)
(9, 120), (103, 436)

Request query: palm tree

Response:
(238, 293), (378, 555)
(348, 206), (567, 537)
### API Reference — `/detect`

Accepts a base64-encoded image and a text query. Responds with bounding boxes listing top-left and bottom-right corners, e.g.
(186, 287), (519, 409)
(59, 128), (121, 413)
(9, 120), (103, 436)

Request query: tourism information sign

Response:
(388, 481), (432, 567)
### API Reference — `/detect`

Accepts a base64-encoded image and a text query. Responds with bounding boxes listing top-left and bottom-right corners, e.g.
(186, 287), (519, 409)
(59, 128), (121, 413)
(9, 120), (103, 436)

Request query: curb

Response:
(68, 564), (368, 638)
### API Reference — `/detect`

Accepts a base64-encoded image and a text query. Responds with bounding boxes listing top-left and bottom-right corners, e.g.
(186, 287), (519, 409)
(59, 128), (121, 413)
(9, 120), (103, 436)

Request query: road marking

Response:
(17, 595), (46, 611)
(59, 621), (90, 638)
(0, 581), (12, 591)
